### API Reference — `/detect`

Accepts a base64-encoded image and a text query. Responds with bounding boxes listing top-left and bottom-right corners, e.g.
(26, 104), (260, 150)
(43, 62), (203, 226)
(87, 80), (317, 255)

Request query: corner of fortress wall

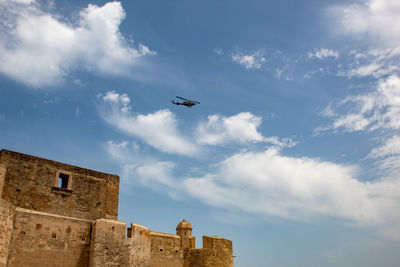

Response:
(183, 236), (234, 267)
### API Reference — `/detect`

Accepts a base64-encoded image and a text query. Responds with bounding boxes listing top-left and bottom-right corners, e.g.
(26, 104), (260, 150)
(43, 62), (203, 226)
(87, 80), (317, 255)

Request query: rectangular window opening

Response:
(58, 173), (69, 189)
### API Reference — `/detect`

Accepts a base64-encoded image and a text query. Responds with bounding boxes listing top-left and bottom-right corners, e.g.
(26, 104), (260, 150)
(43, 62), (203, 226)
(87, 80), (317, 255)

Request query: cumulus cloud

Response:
(332, 0), (400, 47)
(308, 48), (339, 60)
(196, 112), (295, 147)
(196, 112), (264, 145)
(0, 1), (155, 87)
(99, 91), (198, 156)
(231, 50), (266, 69)
(186, 148), (400, 238)
(184, 148), (367, 222)
(317, 75), (400, 133)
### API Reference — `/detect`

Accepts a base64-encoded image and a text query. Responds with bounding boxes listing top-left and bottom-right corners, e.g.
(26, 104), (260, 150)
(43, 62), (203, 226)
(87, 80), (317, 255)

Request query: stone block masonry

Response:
(0, 149), (233, 267)
(0, 163), (6, 198)
(0, 150), (119, 221)
(0, 199), (14, 267)
(7, 208), (92, 267)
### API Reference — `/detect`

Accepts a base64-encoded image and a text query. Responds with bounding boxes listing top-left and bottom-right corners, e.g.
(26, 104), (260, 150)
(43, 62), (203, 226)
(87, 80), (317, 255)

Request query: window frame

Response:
(55, 171), (72, 190)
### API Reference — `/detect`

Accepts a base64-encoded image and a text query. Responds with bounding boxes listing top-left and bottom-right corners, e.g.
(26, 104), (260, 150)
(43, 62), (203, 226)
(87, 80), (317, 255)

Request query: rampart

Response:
(0, 149), (233, 267)
(149, 231), (183, 267)
(7, 208), (92, 267)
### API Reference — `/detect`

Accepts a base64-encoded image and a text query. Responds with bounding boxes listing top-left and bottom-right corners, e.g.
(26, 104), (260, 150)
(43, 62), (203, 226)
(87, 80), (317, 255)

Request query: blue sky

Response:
(1, 0), (400, 266)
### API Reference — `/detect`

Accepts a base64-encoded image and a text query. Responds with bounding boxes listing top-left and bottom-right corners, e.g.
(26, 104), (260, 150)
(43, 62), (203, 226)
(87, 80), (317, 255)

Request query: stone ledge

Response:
(51, 186), (73, 196)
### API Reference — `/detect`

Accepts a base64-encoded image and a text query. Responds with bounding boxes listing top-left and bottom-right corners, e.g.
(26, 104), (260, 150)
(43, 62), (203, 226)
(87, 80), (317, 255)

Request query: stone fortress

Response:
(0, 149), (234, 267)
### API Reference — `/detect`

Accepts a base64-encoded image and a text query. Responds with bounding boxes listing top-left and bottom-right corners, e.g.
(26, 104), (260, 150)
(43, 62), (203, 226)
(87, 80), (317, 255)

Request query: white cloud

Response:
(317, 75), (400, 133)
(263, 136), (297, 148)
(330, 1), (400, 79)
(196, 112), (295, 147)
(99, 91), (199, 156)
(332, 0), (400, 47)
(308, 48), (339, 60)
(369, 136), (400, 175)
(134, 161), (176, 188)
(106, 129), (400, 240)
(0, 1), (155, 87)
(196, 112), (264, 145)
(231, 50), (266, 69)
(339, 48), (400, 78)
(182, 148), (400, 238)
(184, 148), (365, 222)
(369, 135), (400, 158)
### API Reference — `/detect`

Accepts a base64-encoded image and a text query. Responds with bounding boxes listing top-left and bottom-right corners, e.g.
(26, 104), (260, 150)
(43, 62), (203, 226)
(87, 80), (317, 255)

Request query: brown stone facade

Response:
(0, 150), (233, 267)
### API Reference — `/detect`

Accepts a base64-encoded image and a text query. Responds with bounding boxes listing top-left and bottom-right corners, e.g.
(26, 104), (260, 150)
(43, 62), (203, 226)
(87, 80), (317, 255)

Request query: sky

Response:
(1, 0), (400, 266)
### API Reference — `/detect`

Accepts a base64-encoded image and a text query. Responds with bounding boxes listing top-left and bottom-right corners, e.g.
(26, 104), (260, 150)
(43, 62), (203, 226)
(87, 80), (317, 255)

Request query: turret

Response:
(176, 219), (195, 249)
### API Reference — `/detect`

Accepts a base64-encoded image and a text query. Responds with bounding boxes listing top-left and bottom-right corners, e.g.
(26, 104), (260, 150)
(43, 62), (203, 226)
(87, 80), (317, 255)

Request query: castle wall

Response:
(127, 223), (151, 267)
(0, 150), (119, 221)
(0, 199), (14, 267)
(185, 236), (234, 267)
(0, 150), (234, 267)
(89, 219), (134, 267)
(7, 208), (92, 267)
(150, 232), (183, 267)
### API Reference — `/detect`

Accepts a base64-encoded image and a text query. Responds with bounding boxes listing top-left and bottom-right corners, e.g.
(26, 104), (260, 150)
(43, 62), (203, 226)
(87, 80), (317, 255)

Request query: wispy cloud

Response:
(368, 135), (400, 176)
(338, 48), (400, 79)
(231, 50), (266, 69)
(308, 48), (339, 60)
(0, 1), (155, 87)
(316, 75), (400, 133)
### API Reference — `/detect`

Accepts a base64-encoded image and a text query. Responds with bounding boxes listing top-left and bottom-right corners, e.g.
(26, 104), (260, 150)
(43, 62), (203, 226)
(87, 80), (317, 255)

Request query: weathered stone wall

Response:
(7, 208), (92, 267)
(0, 163), (5, 198)
(150, 232), (183, 267)
(126, 223), (151, 267)
(89, 219), (129, 267)
(185, 236), (234, 267)
(0, 150), (119, 221)
(0, 199), (14, 267)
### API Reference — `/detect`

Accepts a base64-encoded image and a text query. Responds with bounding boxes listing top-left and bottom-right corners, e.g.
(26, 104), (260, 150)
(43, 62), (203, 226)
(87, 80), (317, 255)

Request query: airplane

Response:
(171, 96), (200, 107)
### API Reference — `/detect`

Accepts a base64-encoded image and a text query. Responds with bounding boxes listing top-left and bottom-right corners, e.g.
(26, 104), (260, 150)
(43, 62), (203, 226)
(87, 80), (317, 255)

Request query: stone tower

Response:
(176, 219), (195, 249)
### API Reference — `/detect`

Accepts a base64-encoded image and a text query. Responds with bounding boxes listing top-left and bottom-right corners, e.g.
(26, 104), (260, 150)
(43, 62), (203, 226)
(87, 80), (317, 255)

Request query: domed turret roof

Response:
(176, 220), (192, 230)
